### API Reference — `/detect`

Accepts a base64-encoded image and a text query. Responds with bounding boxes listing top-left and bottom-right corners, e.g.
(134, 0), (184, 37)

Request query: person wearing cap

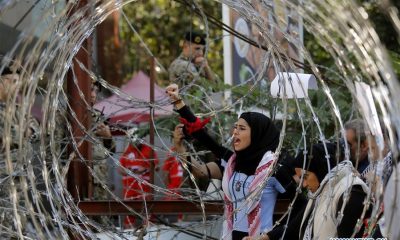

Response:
(168, 31), (216, 87)
(86, 80), (117, 227)
(166, 84), (300, 240)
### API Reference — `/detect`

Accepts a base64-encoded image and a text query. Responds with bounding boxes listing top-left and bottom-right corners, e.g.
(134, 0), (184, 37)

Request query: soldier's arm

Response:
(203, 65), (215, 82)
(169, 59), (198, 83)
(194, 57), (216, 82)
(95, 122), (115, 152)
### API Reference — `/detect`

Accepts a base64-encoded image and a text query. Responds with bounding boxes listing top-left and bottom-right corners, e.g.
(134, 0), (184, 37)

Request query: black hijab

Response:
(235, 112), (280, 175)
(294, 142), (342, 182)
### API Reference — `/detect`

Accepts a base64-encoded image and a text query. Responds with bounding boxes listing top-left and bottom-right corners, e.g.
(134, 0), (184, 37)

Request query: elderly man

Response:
(344, 119), (370, 174)
(169, 31), (215, 87)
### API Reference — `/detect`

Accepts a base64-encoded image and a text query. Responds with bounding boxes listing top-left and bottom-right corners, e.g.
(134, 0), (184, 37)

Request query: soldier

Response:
(169, 31), (216, 87)
(0, 64), (40, 238)
(169, 31), (219, 170)
(90, 80), (114, 201)
(51, 79), (114, 200)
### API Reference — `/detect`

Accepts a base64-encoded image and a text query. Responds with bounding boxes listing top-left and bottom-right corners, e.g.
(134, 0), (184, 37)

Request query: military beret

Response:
(184, 31), (206, 45)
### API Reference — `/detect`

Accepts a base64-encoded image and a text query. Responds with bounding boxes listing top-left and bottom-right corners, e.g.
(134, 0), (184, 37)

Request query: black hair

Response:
(92, 80), (102, 91)
(294, 141), (345, 182)
(1, 66), (21, 76)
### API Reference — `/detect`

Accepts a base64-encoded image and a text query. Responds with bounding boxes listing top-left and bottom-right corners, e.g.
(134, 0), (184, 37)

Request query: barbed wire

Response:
(0, 0), (399, 239)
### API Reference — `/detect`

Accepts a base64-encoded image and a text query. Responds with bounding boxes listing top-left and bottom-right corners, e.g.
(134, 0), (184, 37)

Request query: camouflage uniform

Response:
(169, 53), (219, 190)
(89, 109), (115, 226)
(48, 106), (70, 164)
(91, 109), (114, 200)
(0, 101), (39, 238)
(168, 54), (207, 87)
(44, 105), (113, 201)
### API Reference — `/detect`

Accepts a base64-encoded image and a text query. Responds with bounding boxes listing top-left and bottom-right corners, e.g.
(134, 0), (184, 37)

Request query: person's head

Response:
(234, 112), (280, 153)
(182, 31), (206, 60)
(294, 142), (339, 193)
(295, 168), (320, 193)
(232, 117), (251, 151)
(90, 81), (101, 106)
(344, 119), (369, 163)
(0, 65), (20, 101)
(233, 111), (280, 175)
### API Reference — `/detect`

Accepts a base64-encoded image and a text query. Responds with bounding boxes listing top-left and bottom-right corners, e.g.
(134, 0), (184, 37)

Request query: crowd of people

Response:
(163, 30), (397, 239)
(0, 29), (398, 240)
(165, 81), (396, 240)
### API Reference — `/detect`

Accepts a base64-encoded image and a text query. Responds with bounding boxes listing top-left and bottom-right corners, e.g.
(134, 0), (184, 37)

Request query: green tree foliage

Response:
(361, 0), (400, 77)
(295, 1), (400, 146)
(118, 0), (400, 151)
(119, 0), (223, 85)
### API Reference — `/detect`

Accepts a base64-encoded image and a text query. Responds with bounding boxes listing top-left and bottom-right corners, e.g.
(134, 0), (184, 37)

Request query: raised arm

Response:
(173, 124), (222, 179)
(166, 84), (233, 161)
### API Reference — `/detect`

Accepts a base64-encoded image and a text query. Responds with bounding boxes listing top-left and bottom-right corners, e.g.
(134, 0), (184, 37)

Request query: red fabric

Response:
(120, 143), (159, 228)
(221, 152), (276, 239)
(162, 149), (183, 200)
(179, 117), (211, 135)
(119, 144), (158, 199)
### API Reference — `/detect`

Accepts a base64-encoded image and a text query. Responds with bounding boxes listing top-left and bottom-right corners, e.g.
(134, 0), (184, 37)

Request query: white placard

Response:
(355, 81), (384, 150)
(271, 72), (318, 98)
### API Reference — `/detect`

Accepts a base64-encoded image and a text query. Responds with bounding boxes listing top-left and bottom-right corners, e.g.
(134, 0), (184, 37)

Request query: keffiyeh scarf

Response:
(221, 151), (276, 239)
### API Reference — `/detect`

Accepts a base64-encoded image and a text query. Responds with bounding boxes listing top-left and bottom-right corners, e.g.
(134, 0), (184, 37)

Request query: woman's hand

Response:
(166, 83), (180, 102)
(242, 234), (269, 240)
(166, 83), (185, 109)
